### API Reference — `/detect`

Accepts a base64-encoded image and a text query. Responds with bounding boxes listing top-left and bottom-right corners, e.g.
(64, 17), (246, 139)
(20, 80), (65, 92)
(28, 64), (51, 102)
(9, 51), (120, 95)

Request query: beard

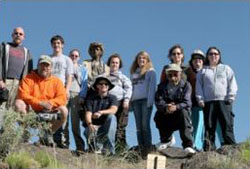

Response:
(38, 70), (51, 78)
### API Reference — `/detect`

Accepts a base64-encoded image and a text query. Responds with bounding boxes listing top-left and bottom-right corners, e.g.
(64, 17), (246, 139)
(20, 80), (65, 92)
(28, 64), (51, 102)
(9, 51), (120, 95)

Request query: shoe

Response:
(72, 150), (85, 157)
(94, 149), (102, 154)
(155, 136), (176, 151)
(184, 147), (196, 155)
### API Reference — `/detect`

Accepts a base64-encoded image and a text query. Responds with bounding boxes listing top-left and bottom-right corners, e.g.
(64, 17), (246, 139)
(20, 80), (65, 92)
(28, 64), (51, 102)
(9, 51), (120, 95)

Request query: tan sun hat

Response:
(165, 63), (182, 73)
(38, 55), (52, 65)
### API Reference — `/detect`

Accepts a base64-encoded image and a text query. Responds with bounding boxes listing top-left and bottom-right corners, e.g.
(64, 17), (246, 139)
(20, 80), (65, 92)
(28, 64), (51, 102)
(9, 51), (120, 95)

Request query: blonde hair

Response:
(130, 51), (153, 76)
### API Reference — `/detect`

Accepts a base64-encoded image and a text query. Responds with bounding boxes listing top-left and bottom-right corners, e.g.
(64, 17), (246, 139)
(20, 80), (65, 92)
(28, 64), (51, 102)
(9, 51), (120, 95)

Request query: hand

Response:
(225, 99), (233, 105)
(167, 103), (177, 114)
(0, 80), (6, 89)
(40, 101), (53, 111)
(92, 111), (102, 119)
(123, 101), (129, 113)
(198, 101), (205, 108)
(88, 123), (96, 132)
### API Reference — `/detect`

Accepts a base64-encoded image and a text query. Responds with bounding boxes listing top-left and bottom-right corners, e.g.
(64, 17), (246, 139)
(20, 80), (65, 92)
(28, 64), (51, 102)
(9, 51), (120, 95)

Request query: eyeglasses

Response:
(167, 73), (179, 78)
(14, 32), (24, 36)
(208, 53), (219, 56)
(98, 83), (108, 86)
(172, 52), (182, 56)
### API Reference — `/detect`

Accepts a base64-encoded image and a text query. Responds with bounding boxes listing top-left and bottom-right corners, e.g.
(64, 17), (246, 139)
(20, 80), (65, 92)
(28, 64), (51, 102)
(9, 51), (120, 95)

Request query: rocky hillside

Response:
(0, 142), (249, 169)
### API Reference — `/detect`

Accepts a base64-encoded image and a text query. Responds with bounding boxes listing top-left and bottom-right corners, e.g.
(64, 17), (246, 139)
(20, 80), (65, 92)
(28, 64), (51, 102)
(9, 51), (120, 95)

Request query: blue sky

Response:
(0, 1), (249, 150)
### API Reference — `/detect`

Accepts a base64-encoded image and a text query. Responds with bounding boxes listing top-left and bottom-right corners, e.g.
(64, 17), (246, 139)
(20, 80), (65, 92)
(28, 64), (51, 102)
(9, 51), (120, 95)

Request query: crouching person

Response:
(84, 76), (118, 155)
(154, 63), (196, 155)
(15, 55), (68, 145)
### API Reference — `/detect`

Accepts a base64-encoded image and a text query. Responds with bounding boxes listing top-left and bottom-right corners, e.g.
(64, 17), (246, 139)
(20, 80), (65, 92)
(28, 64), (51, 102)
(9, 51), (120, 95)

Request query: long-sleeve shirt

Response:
(108, 70), (132, 102)
(131, 68), (157, 108)
(155, 79), (192, 112)
(17, 70), (67, 111)
(196, 64), (238, 103)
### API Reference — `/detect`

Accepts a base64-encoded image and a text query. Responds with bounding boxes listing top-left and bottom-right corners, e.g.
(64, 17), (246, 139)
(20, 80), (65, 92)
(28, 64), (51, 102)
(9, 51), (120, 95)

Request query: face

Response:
(12, 27), (25, 45)
(96, 80), (109, 93)
(90, 46), (102, 59)
(208, 49), (220, 66)
(137, 53), (148, 68)
(167, 70), (181, 86)
(110, 57), (120, 72)
(171, 48), (184, 64)
(192, 56), (203, 70)
(38, 62), (52, 78)
(51, 39), (64, 53)
(69, 50), (80, 64)
(207, 49), (220, 66)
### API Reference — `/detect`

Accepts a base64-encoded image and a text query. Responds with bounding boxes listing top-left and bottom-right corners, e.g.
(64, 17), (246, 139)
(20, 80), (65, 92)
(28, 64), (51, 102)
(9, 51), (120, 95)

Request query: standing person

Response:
(0, 27), (33, 130)
(66, 49), (88, 154)
(185, 49), (205, 151)
(84, 76), (118, 155)
(15, 55), (68, 145)
(196, 47), (238, 151)
(154, 63), (196, 155)
(160, 44), (187, 83)
(83, 42), (109, 96)
(106, 53), (132, 150)
(130, 51), (156, 158)
(49, 35), (73, 148)
(186, 49), (224, 151)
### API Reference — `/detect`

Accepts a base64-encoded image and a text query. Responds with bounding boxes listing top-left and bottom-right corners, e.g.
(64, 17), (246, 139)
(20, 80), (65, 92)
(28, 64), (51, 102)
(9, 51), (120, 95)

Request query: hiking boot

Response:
(155, 136), (176, 151)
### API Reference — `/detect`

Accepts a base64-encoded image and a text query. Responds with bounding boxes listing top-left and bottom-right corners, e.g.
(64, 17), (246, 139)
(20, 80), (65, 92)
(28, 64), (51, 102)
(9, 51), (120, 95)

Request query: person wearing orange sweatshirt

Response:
(15, 55), (68, 137)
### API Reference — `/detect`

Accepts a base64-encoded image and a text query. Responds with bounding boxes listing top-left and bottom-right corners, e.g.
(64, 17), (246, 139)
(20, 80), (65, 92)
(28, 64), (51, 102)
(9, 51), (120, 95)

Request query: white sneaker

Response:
(184, 147), (196, 155)
(156, 136), (176, 151)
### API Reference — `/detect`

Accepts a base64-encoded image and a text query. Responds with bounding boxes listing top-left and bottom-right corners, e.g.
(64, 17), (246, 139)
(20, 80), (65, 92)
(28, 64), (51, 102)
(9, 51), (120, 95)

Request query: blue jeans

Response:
(191, 106), (204, 150)
(67, 92), (85, 151)
(84, 114), (117, 154)
(132, 99), (153, 149)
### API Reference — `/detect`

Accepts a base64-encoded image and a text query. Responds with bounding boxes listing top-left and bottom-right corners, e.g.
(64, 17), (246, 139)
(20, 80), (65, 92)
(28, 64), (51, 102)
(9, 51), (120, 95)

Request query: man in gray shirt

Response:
(49, 35), (73, 148)
(0, 27), (33, 130)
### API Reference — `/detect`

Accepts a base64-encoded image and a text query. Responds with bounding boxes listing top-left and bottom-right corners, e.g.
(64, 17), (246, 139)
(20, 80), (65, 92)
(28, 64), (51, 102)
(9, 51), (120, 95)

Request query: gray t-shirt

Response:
(50, 54), (73, 85)
(7, 45), (25, 80)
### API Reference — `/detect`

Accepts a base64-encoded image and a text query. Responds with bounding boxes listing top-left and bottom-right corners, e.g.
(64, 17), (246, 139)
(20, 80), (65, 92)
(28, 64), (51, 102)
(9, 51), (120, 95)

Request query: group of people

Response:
(0, 27), (238, 158)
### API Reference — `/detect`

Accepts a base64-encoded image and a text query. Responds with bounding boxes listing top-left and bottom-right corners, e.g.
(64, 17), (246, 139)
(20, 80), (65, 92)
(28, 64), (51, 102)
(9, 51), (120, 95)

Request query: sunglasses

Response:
(14, 32), (24, 36)
(208, 52), (219, 56)
(98, 83), (108, 86)
(172, 52), (182, 56)
(167, 73), (179, 78)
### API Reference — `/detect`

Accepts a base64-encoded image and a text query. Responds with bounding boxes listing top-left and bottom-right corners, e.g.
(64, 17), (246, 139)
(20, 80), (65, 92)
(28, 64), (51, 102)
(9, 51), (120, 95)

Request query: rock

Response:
(0, 162), (9, 169)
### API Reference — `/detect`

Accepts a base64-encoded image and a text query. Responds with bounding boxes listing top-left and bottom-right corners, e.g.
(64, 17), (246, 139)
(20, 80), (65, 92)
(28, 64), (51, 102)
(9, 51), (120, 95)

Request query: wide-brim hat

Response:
(92, 75), (115, 91)
(88, 42), (104, 55)
(165, 63), (182, 73)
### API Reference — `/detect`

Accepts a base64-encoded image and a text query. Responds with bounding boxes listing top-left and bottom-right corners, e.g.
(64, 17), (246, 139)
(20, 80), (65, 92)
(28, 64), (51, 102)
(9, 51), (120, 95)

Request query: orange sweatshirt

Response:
(17, 71), (67, 112)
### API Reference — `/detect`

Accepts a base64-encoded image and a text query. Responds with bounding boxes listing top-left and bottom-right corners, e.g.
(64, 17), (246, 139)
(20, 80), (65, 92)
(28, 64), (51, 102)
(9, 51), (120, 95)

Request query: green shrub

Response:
(0, 109), (50, 159)
(239, 140), (250, 165)
(6, 151), (41, 169)
(34, 150), (64, 168)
